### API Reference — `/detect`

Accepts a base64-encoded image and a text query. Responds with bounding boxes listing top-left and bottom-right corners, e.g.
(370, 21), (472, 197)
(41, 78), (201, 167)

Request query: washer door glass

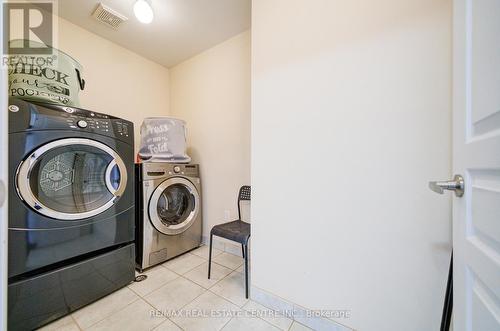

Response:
(157, 184), (194, 226)
(149, 178), (200, 235)
(17, 138), (127, 220)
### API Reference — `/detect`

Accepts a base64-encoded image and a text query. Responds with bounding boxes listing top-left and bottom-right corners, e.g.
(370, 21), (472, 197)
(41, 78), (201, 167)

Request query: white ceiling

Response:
(58, 0), (251, 68)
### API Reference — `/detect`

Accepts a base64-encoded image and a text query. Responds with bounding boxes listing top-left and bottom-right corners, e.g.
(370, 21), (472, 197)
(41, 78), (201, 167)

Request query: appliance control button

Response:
(173, 166), (181, 173)
(77, 120), (88, 128)
(63, 107), (75, 113)
(8, 105), (19, 112)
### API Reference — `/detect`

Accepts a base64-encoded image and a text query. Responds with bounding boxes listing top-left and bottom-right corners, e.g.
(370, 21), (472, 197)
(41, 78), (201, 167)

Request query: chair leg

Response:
(241, 244), (245, 258)
(244, 244), (249, 299)
(208, 234), (213, 279)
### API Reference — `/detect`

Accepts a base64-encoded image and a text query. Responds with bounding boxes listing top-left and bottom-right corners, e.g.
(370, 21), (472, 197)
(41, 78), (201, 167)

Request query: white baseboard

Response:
(251, 285), (354, 331)
(201, 235), (349, 330)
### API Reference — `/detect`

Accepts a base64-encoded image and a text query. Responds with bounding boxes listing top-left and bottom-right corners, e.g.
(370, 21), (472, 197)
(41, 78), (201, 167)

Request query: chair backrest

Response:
(237, 185), (251, 221)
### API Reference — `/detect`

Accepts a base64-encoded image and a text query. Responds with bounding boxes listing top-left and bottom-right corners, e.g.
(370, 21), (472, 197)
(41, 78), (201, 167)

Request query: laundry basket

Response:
(7, 39), (85, 107)
(138, 117), (191, 163)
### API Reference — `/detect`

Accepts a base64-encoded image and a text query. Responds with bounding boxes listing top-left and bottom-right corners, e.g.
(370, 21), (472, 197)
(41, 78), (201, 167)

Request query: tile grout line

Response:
(86, 278), (243, 330)
(189, 248), (224, 260)
(153, 276), (211, 330)
(71, 248), (246, 330)
(175, 266), (238, 308)
(174, 263), (243, 308)
(182, 267), (233, 294)
(120, 250), (211, 330)
(146, 270), (245, 329)
(206, 275), (249, 309)
(139, 294), (186, 331)
(211, 259), (244, 271)
(256, 313), (286, 331)
(218, 304), (282, 331)
(172, 275), (243, 331)
(245, 295), (293, 322)
(155, 319), (186, 331)
(182, 267), (233, 291)
(205, 259), (244, 290)
(183, 255), (241, 286)
(127, 267), (181, 297)
(133, 265), (208, 316)
(138, 261), (233, 330)
(69, 314), (83, 331)
(160, 255), (242, 278)
(241, 301), (292, 331)
(218, 314), (236, 331)
(159, 253), (207, 276)
(135, 248), (236, 294)
(210, 252), (247, 269)
(76, 296), (142, 330)
(160, 262), (204, 278)
(175, 284), (207, 311)
(138, 276), (204, 313)
(43, 247), (246, 330)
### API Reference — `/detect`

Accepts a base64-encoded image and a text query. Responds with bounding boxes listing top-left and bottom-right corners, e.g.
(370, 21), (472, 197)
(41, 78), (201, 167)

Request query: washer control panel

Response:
(142, 163), (200, 180)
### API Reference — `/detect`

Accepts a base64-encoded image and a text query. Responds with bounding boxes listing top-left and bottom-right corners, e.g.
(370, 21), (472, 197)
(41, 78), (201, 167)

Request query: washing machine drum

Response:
(149, 177), (200, 235)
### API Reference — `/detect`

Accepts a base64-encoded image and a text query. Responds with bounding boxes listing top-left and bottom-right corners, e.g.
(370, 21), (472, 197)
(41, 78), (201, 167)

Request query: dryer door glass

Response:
(17, 138), (128, 220)
(157, 184), (195, 226)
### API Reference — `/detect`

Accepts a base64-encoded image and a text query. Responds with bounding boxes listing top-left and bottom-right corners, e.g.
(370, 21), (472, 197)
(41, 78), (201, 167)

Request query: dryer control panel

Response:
(8, 98), (133, 145)
(63, 112), (111, 134)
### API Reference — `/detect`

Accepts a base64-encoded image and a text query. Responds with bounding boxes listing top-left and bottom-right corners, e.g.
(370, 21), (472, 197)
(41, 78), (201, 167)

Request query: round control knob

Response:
(77, 120), (88, 128)
(8, 105), (19, 112)
(173, 166), (181, 173)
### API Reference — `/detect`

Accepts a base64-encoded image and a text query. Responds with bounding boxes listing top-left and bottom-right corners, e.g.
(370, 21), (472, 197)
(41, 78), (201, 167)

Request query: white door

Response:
(452, 0), (500, 329)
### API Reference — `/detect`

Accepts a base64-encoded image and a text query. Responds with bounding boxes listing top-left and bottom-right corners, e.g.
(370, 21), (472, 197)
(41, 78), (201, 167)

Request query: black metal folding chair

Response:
(208, 186), (251, 298)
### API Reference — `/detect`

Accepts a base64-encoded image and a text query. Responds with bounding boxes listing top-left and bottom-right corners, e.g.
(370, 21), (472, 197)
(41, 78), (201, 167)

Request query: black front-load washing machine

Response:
(7, 98), (135, 330)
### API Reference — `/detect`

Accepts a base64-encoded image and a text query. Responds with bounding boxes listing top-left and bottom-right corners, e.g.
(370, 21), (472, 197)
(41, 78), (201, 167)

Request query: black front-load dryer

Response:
(8, 98), (135, 330)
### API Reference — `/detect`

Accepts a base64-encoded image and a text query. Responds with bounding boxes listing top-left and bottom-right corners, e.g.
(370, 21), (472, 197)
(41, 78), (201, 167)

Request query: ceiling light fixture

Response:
(134, 0), (154, 24)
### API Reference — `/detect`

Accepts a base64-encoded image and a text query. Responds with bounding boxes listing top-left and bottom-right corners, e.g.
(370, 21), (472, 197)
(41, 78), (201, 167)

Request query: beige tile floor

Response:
(38, 245), (311, 331)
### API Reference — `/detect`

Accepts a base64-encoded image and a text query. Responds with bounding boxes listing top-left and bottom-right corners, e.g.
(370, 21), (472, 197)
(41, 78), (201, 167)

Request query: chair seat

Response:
(211, 220), (250, 244)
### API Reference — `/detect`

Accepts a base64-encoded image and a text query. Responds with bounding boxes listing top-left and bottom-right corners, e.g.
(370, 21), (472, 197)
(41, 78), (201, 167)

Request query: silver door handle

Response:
(429, 174), (464, 197)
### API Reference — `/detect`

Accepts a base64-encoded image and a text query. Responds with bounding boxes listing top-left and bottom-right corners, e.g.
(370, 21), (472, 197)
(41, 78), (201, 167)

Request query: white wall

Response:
(1, 3), (9, 329)
(170, 31), (251, 246)
(251, 1), (452, 330)
(55, 17), (170, 153)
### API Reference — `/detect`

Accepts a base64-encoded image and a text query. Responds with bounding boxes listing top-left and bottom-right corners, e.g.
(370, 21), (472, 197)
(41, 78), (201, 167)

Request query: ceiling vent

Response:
(92, 3), (128, 29)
